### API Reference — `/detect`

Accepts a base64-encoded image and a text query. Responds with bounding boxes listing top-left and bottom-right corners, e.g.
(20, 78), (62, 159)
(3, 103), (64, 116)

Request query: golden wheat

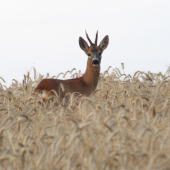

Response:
(0, 67), (170, 169)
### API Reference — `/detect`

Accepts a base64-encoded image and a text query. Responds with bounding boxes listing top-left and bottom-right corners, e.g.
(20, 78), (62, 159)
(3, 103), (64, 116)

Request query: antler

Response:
(85, 30), (93, 46)
(95, 30), (98, 46)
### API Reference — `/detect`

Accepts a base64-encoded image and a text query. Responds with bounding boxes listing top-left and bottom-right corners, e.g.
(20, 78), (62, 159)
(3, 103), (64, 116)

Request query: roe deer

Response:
(34, 31), (109, 100)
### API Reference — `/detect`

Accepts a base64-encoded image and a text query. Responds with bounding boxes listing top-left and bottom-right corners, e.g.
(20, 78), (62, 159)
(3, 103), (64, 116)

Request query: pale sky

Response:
(0, 0), (170, 86)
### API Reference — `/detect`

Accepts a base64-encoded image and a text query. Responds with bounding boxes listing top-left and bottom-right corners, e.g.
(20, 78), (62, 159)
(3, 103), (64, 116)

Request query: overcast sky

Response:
(0, 0), (170, 86)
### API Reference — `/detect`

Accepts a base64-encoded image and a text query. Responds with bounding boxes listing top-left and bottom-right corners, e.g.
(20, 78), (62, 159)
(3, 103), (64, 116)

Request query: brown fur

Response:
(34, 31), (109, 100)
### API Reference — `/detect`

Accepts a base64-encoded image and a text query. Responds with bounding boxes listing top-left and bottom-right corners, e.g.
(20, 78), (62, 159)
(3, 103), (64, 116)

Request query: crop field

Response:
(0, 67), (170, 170)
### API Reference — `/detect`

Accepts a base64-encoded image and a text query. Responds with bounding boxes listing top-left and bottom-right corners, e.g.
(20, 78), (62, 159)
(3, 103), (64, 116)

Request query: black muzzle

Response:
(92, 59), (99, 65)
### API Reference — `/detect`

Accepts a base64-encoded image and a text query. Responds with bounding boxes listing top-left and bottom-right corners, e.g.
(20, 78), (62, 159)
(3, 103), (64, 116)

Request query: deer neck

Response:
(82, 59), (100, 90)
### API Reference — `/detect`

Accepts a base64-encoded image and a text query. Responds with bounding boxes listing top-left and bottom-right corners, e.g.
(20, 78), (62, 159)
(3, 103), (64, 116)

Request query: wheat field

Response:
(0, 66), (170, 170)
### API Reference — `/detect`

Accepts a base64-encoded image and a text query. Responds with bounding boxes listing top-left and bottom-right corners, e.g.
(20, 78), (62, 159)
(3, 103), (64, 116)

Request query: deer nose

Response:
(92, 59), (99, 65)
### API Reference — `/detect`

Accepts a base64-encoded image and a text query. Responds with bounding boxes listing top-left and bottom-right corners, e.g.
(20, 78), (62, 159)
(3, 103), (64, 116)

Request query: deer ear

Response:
(79, 37), (89, 52)
(99, 35), (109, 51)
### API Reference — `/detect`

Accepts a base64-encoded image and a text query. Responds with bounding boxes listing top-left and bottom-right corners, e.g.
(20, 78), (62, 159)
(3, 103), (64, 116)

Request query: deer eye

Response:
(88, 53), (91, 56)
(99, 52), (102, 55)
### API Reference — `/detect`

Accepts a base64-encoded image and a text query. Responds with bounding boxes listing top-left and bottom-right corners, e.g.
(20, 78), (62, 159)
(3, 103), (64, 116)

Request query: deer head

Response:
(79, 30), (109, 67)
